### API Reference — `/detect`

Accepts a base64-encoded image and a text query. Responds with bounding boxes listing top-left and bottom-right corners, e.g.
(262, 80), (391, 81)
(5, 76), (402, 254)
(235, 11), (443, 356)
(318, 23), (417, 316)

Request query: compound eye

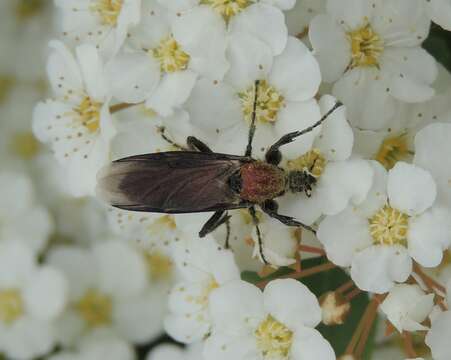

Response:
(265, 149), (282, 165)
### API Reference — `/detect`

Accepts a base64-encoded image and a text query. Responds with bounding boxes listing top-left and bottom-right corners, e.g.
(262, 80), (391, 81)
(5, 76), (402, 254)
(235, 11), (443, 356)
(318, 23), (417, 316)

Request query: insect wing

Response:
(97, 152), (245, 213)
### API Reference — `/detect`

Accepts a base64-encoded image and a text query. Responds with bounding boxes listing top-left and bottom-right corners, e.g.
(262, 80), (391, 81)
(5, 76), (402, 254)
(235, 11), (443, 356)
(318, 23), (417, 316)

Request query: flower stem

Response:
(298, 244), (326, 255)
(402, 332), (417, 358)
(256, 262), (336, 289)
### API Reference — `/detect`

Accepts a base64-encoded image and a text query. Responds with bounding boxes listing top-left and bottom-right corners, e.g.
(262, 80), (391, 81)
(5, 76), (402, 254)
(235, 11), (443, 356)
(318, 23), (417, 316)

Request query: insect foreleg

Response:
(261, 200), (317, 234)
(158, 126), (187, 150)
(199, 210), (231, 238)
(249, 206), (269, 265)
(244, 80), (260, 157)
(187, 136), (213, 153)
(265, 101), (343, 165)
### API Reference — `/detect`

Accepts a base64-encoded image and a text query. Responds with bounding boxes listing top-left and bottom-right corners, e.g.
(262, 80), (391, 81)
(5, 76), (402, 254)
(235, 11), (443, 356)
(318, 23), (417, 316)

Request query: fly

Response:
(97, 81), (343, 264)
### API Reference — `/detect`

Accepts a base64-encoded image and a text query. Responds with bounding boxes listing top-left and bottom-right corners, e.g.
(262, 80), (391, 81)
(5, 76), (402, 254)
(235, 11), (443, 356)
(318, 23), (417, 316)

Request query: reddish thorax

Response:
(240, 162), (285, 204)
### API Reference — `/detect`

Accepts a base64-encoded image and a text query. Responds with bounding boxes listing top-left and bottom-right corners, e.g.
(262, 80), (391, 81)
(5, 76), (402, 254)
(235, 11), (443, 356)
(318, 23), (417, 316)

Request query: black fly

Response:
(97, 81), (343, 264)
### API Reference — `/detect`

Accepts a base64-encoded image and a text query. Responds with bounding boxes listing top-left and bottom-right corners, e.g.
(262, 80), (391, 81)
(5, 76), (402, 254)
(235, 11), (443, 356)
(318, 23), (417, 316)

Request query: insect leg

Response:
(187, 136), (213, 153)
(157, 126), (187, 150)
(244, 80), (260, 157)
(265, 101), (343, 165)
(261, 200), (317, 234)
(249, 206), (269, 265)
(199, 210), (231, 238)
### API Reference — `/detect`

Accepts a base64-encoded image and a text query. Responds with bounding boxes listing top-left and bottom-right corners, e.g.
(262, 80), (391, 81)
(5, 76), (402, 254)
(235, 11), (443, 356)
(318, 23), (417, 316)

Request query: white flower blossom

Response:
(205, 279), (335, 360)
(318, 161), (451, 293)
(0, 171), (53, 253)
(380, 284), (434, 333)
(185, 36), (321, 158)
(54, 0), (141, 57)
(33, 40), (116, 197)
(106, 0), (229, 117)
(0, 242), (67, 360)
(310, 0), (437, 130)
(157, 0), (289, 57)
(164, 235), (240, 344)
(48, 241), (163, 346)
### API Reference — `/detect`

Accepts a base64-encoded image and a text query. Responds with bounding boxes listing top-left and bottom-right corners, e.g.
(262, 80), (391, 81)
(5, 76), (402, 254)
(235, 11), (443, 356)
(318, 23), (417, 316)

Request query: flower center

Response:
(152, 36), (191, 73)
(144, 251), (173, 281)
(0, 75), (15, 104)
(369, 205), (409, 246)
(375, 133), (410, 170)
(74, 289), (113, 328)
(90, 0), (123, 26)
(255, 315), (293, 359)
(347, 24), (384, 69)
(11, 131), (41, 159)
(75, 96), (102, 133)
(287, 148), (327, 178)
(15, 0), (45, 19)
(239, 80), (285, 124)
(0, 289), (24, 325)
(200, 0), (251, 21)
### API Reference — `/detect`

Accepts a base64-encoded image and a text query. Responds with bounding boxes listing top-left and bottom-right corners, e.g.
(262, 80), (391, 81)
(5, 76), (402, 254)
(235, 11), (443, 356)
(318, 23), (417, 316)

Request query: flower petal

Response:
(408, 207), (451, 268)
(351, 245), (412, 294)
(229, 3), (288, 56)
(387, 162), (437, 216)
(264, 279), (321, 329)
(291, 327), (335, 360)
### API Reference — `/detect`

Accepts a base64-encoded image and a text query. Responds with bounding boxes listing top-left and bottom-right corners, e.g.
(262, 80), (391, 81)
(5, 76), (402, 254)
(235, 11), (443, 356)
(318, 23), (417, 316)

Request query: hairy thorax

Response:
(240, 162), (285, 204)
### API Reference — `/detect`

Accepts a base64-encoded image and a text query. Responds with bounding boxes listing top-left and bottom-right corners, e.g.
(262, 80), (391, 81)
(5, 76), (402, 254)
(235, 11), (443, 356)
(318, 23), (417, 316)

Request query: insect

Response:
(97, 81), (343, 264)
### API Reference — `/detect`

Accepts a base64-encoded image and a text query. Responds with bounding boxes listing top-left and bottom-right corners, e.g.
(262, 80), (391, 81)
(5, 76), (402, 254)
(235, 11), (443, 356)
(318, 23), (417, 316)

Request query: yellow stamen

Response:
(200, 0), (251, 22)
(152, 36), (190, 73)
(15, 0), (45, 19)
(75, 96), (102, 133)
(90, 0), (123, 26)
(287, 148), (327, 178)
(255, 315), (293, 358)
(0, 75), (15, 104)
(375, 133), (410, 170)
(11, 131), (41, 159)
(347, 23), (384, 69)
(239, 80), (285, 124)
(0, 289), (24, 325)
(369, 205), (409, 246)
(74, 289), (112, 328)
(144, 251), (173, 281)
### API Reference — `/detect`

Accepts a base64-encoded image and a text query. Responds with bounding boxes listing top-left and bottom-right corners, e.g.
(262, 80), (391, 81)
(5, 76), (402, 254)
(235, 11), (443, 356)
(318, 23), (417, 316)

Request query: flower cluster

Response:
(0, 0), (449, 359)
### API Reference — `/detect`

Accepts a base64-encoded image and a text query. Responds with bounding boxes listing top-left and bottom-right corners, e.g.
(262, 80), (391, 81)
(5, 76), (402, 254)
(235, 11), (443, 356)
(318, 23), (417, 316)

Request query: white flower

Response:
(147, 343), (203, 360)
(164, 235), (240, 344)
(157, 0), (289, 56)
(185, 36), (321, 158)
(309, 0), (437, 130)
(33, 40), (116, 197)
(380, 284), (434, 333)
(276, 96), (374, 226)
(425, 310), (451, 360)
(54, 0), (141, 57)
(424, 0), (451, 30)
(414, 122), (451, 207)
(0, 242), (67, 360)
(318, 161), (451, 293)
(205, 279), (335, 360)
(48, 335), (134, 360)
(0, 171), (53, 253)
(106, 0), (229, 117)
(48, 241), (163, 346)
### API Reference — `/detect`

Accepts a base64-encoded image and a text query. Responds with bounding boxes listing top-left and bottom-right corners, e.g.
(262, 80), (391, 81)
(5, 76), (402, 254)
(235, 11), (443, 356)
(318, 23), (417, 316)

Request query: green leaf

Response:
(242, 257), (377, 359)
(424, 24), (451, 72)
